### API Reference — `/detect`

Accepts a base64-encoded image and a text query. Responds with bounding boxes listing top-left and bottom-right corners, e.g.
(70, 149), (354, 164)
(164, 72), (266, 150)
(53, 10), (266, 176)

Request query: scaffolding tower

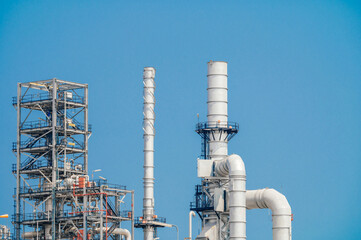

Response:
(12, 79), (134, 240)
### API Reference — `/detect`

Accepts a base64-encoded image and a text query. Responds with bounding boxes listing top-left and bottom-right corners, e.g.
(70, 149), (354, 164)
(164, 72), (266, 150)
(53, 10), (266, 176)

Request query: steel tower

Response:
(12, 79), (134, 240)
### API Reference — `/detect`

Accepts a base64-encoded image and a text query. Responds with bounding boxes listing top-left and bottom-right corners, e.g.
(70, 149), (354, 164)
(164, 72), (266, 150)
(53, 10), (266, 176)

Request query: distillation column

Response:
(143, 67), (156, 240)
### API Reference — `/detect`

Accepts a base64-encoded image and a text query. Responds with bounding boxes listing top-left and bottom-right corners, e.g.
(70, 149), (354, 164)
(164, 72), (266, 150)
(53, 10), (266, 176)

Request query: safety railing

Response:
(12, 139), (85, 151)
(20, 119), (92, 132)
(120, 210), (133, 219)
(12, 210), (82, 223)
(17, 179), (126, 195)
(12, 159), (85, 173)
(12, 92), (85, 105)
(134, 216), (166, 225)
(195, 121), (239, 131)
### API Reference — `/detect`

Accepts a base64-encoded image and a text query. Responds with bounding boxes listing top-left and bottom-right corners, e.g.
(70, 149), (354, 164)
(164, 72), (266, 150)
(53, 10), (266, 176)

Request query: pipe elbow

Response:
(246, 188), (291, 215)
(263, 188), (291, 215)
(215, 154), (246, 177)
(227, 154), (246, 177)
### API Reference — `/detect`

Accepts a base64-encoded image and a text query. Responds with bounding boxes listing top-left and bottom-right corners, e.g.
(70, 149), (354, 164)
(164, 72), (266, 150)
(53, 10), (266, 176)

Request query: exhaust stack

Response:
(192, 61), (292, 240)
(137, 67), (173, 240)
(143, 67), (156, 239)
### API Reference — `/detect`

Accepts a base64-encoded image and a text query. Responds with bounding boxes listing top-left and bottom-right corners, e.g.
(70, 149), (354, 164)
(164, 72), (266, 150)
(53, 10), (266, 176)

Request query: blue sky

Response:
(0, 1), (361, 239)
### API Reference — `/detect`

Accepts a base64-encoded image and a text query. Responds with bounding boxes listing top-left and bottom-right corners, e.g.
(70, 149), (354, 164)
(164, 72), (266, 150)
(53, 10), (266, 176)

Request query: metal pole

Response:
(16, 83), (21, 240)
(100, 188), (103, 240)
(131, 191), (134, 240)
(51, 78), (58, 240)
(64, 90), (67, 177)
(83, 184), (87, 239)
(84, 85), (88, 174)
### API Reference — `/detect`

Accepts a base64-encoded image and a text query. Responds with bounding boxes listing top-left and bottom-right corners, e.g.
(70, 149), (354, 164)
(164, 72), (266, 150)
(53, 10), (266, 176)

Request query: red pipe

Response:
(72, 183), (109, 239)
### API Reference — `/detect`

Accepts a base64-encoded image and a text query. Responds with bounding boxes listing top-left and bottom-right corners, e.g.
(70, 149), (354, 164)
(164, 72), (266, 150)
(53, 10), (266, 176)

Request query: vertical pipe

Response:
(207, 61), (228, 160)
(188, 211), (195, 240)
(16, 83), (21, 240)
(100, 189), (103, 240)
(83, 184), (87, 239)
(64, 90), (67, 177)
(131, 191), (134, 240)
(84, 85), (89, 174)
(143, 67), (156, 240)
(51, 78), (58, 240)
(215, 155), (246, 240)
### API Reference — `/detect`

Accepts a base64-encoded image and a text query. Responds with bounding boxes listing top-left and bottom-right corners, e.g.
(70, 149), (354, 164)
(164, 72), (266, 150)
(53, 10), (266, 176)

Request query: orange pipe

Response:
(72, 183), (109, 239)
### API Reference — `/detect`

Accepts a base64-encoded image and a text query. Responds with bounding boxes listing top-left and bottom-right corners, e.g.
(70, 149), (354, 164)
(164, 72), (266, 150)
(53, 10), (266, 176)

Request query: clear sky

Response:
(0, 1), (360, 239)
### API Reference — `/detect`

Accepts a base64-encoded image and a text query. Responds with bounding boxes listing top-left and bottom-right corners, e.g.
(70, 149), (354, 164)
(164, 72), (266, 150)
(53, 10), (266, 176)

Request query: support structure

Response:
(12, 79), (134, 240)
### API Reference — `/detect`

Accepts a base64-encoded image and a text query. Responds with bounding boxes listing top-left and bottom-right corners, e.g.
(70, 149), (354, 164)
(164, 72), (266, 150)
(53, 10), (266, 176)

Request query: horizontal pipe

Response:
(96, 227), (131, 240)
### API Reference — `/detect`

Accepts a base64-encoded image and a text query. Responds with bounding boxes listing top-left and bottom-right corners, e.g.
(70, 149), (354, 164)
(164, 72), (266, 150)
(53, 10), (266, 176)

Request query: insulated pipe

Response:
(188, 211), (196, 240)
(143, 67), (156, 240)
(246, 189), (292, 240)
(214, 154), (246, 240)
(43, 182), (52, 240)
(207, 61), (228, 159)
(22, 231), (42, 239)
(96, 227), (131, 240)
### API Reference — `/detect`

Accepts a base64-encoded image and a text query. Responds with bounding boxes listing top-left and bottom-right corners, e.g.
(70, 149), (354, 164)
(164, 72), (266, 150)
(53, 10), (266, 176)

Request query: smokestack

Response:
(207, 61), (229, 159)
(142, 67), (156, 240)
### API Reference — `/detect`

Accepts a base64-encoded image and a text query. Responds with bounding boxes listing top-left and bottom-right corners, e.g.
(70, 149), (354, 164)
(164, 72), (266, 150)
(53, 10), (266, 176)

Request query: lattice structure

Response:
(12, 79), (134, 240)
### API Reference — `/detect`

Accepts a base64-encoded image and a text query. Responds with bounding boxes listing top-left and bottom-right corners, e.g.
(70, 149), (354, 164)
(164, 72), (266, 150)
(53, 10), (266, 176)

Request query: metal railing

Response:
(134, 216), (166, 225)
(12, 92), (85, 105)
(190, 184), (213, 211)
(17, 179), (126, 195)
(13, 139), (85, 151)
(12, 159), (85, 173)
(20, 119), (92, 132)
(12, 210), (82, 223)
(195, 121), (239, 131)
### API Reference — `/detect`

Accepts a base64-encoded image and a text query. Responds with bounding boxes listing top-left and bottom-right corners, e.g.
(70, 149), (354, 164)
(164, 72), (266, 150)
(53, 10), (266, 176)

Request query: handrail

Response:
(195, 121), (239, 131)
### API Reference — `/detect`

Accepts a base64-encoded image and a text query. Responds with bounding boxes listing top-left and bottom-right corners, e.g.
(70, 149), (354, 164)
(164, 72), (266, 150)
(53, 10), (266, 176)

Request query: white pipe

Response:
(207, 61), (228, 160)
(22, 231), (42, 239)
(246, 188), (292, 240)
(143, 67), (156, 240)
(96, 227), (131, 240)
(188, 211), (196, 240)
(215, 154), (246, 240)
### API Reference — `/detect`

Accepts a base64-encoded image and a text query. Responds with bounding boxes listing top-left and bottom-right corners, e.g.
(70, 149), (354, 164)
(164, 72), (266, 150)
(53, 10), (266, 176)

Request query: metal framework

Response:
(12, 79), (134, 240)
(192, 121), (239, 240)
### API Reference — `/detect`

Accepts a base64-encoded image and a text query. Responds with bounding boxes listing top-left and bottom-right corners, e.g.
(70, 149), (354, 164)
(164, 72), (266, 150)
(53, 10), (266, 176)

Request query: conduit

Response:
(188, 211), (195, 240)
(246, 188), (292, 240)
(96, 227), (131, 240)
(215, 154), (246, 240)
